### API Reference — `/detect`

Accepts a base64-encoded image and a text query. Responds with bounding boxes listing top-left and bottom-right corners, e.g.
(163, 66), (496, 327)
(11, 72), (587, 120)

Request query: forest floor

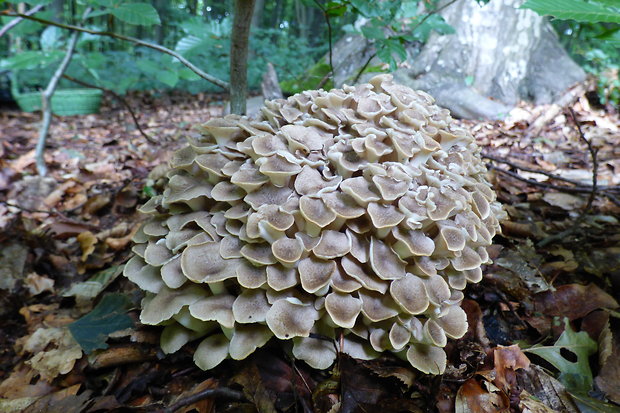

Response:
(0, 83), (619, 413)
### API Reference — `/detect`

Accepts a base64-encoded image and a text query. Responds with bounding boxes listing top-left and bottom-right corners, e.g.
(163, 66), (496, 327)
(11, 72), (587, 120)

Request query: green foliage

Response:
(524, 0), (620, 107)
(521, 0), (620, 24)
(336, 0), (454, 71)
(95, 2), (161, 26)
(525, 318), (597, 393)
(68, 293), (134, 354)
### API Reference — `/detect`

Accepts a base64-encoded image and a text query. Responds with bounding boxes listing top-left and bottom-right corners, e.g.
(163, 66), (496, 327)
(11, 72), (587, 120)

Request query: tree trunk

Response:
(230, 0), (256, 115)
(332, 0), (585, 120)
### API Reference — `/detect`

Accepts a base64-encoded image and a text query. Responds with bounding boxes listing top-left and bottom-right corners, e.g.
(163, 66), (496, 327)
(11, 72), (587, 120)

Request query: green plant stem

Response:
(2, 11), (229, 90)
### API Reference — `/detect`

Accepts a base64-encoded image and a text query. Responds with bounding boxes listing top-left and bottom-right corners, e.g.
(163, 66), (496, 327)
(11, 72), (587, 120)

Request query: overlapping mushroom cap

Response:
(125, 74), (504, 374)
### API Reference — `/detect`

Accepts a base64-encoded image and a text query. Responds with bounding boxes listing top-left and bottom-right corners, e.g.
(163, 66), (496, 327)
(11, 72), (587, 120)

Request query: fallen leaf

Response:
(25, 273), (55, 296)
(68, 293), (134, 354)
(22, 327), (83, 382)
(231, 363), (277, 413)
(543, 193), (586, 210)
(534, 284), (619, 321)
(493, 344), (531, 393)
(595, 321), (620, 403)
(519, 390), (560, 412)
(455, 378), (510, 413)
(77, 231), (97, 262)
(525, 318), (597, 393)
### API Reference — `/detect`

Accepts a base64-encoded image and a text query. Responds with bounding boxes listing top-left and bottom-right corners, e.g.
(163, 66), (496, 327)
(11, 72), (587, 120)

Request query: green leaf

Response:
(0, 51), (62, 70)
(110, 3), (160, 26)
(525, 318), (597, 393)
(361, 24), (385, 40)
(159, 70), (179, 87)
(521, 0), (620, 23)
(570, 393), (620, 413)
(68, 293), (134, 354)
(376, 38), (407, 71)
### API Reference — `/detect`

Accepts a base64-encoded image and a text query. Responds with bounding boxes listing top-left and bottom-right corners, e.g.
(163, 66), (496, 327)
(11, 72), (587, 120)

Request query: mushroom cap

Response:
(266, 298), (320, 339)
(127, 74), (504, 375)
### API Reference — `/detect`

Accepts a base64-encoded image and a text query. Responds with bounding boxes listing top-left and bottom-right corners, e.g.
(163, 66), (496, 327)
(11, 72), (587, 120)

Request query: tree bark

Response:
(332, 0), (586, 120)
(230, 0), (256, 115)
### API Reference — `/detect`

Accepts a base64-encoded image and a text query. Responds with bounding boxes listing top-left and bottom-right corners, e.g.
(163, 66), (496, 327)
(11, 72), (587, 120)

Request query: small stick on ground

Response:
(161, 388), (246, 413)
(538, 109), (600, 247)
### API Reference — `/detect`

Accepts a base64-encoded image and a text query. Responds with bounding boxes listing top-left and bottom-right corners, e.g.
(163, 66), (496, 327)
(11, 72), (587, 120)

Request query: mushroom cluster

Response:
(125, 74), (504, 374)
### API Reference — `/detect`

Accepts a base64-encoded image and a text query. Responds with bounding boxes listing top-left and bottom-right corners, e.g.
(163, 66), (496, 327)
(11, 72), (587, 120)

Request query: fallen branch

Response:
(161, 388), (246, 413)
(0, 4), (43, 38)
(61, 74), (157, 144)
(2, 11), (229, 90)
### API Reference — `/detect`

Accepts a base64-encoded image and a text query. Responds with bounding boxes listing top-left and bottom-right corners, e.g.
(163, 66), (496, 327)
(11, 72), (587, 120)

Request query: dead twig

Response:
(538, 109), (600, 247)
(161, 388), (246, 413)
(61, 74), (157, 144)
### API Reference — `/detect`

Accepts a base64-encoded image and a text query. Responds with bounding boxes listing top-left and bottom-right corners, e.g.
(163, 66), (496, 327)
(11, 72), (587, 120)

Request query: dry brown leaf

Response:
(455, 378), (510, 413)
(21, 327), (83, 382)
(77, 231), (97, 262)
(25, 273), (55, 296)
(492, 345), (531, 393)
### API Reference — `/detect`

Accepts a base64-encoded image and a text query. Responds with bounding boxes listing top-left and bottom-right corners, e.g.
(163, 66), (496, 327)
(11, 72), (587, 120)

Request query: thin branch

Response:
(313, 0), (334, 83)
(353, 52), (376, 84)
(569, 108), (598, 219)
(2, 11), (229, 90)
(0, 4), (44, 38)
(161, 388), (246, 413)
(482, 152), (618, 191)
(61, 74), (157, 144)
(538, 110), (602, 247)
(35, 8), (92, 176)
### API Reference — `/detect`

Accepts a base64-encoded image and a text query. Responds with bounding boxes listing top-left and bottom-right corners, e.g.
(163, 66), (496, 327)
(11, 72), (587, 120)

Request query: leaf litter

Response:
(0, 84), (619, 411)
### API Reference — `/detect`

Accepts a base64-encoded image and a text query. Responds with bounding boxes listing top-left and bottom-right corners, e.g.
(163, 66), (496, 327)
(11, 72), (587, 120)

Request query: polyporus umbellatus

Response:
(125, 74), (504, 374)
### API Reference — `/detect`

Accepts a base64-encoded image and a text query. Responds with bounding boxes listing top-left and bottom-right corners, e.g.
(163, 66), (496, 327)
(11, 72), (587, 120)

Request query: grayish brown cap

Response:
(358, 290), (399, 322)
(267, 265), (299, 291)
(292, 336), (337, 370)
(144, 241), (172, 267)
(240, 242), (277, 266)
(313, 230), (351, 259)
(266, 298), (320, 339)
(140, 284), (208, 325)
(325, 292), (362, 329)
(271, 237), (304, 266)
(124, 255), (164, 293)
(232, 289), (270, 323)
(299, 257), (336, 293)
(236, 261), (267, 288)
(406, 344), (446, 375)
(370, 237), (406, 280)
(181, 242), (241, 283)
(161, 255), (187, 289)
(389, 322), (411, 351)
(229, 325), (273, 360)
(436, 305), (468, 339)
(294, 165), (341, 196)
(189, 294), (236, 329)
(390, 274), (429, 315)
(341, 256), (389, 294)
(194, 334), (229, 370)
